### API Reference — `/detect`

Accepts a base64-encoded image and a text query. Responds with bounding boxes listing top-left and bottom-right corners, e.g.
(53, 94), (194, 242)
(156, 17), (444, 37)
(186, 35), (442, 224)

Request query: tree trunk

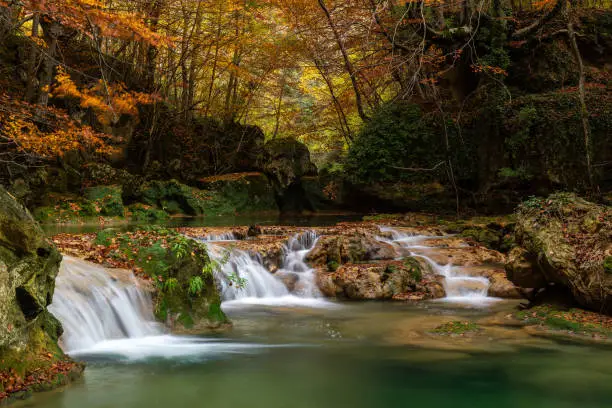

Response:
(317, 0), (369, 122)
(38, 20), (61, 107)
(25, 14), (40, 102)
(565, 1), (594, 191)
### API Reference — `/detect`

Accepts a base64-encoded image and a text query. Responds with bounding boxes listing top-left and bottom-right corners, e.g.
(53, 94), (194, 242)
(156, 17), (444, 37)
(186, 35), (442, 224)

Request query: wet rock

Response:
(410, 246), (504, 267)
(0, 186), (81, 398)
(316, 258), (445, 300)
(306, 233), (397, 267)
(506, 193), (612, 314)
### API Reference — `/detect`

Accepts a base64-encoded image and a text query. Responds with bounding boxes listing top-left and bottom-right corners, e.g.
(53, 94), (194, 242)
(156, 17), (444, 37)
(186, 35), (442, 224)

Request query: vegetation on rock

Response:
(506, 193), (612, 314)
(0, 187), (82, 404)
(54, 228), (229, 331)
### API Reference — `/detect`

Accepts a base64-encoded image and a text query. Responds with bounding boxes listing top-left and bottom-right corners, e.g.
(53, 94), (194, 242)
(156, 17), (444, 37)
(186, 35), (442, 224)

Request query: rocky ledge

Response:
(0, 187), (83, 405)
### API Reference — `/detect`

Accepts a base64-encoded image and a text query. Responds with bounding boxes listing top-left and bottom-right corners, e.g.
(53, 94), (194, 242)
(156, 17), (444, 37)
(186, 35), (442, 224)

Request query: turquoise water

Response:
(19, 302), (612, 408)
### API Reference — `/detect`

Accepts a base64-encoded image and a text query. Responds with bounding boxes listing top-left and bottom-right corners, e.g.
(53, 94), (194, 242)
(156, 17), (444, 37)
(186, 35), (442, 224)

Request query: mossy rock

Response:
(431, 321), (481, 336)
(93, 228), (228, 331)
(508, 193), (612, 314)
(127, 203), (169, 222)
(197, 172), (278, 215)
(84, 185), (124, 217)
(0, 187), (80, 400)
(140, 180), (211, 216)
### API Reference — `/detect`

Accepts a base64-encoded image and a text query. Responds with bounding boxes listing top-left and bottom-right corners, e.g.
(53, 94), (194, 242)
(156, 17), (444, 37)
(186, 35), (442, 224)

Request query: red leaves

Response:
(0, 357), (79, 402)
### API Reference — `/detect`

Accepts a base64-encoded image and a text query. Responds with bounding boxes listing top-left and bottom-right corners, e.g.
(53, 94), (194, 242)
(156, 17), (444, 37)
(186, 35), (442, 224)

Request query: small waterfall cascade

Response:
(206, 231), (325, 306)
(379, 227), (492, 302)
(201, 232), (237, 242)
(279, 231), (321, 297)
(50, 256), (161, 352)
(209, 244), (290, 301)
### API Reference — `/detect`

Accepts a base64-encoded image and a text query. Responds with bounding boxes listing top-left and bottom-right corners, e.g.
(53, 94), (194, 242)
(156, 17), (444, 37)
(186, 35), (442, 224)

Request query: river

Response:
(18, 300), (612, 408)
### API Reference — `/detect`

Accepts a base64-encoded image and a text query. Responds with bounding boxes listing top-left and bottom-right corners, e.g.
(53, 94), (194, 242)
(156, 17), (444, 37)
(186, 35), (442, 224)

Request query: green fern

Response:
(188, 276), (204, 296)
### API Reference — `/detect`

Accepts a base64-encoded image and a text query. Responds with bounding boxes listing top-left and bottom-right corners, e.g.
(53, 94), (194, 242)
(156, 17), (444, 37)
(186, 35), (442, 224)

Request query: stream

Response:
(19, 225), (612, 407)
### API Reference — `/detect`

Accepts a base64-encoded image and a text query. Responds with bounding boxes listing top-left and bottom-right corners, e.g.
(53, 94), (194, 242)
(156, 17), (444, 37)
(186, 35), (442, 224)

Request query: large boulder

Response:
(306, 232), (397, 268)
(196, 172), (278, 214)
(262, 138), (319, 212)
(0, 187), (82, 401)
(316, 258), (445, 300)
(505, 194), (612, 313)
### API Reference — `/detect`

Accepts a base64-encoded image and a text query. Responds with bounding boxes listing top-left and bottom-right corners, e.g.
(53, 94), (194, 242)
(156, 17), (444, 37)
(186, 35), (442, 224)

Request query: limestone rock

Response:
(316, 258), (445, 301)
(506, 193), (612, 313)
(306, 232), (397, 267)
(0, 186), (80, 396)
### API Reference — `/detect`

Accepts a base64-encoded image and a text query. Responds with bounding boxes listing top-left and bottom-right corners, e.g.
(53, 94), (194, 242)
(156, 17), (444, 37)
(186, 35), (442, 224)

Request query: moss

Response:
(362, 213), (404, 222)
(403, 258), (423, 282)
(431, 321), (481, 336)
(515, 305), (612, 338)
(84, 185), (124, 217)
(127, 203), (169, 222)
(327, 260), (339, 272)
(604, 257), (612, 275)
(460, 228), (501, 249)
(93, 227), (228, 331)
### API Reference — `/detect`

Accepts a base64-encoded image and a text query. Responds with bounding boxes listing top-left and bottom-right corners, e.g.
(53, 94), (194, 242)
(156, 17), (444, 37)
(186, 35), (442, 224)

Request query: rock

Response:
(506, 193), (612, 313)
(276, 271), (299, 292)
(316, 258), (445, 300)
(488, 271), (522, 298)
(247, 225), (262, 237)
(306, 232), (397, 266)
(0, 186), (81, 398)
(196, 172), (278, 215)
(505, 247), (547, 288)
(410, 246), (504, 267)
(262, 138), (319, 212)
(84, 185), (124, 217)
(82, 163), (144, 200)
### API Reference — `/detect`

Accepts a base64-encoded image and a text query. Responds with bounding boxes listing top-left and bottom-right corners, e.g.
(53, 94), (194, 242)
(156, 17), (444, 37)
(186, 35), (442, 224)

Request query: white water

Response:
(207, 231), (332, 308)
(201, 232), (237, 242)
(379, 227), (496, 305)
(51, 256), (277, 360)
(50, 256), (161, 352)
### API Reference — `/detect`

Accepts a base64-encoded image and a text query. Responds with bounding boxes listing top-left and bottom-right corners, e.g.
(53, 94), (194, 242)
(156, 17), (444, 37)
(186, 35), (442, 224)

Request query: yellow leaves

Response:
(51, 68), (160, 126)
(21, 0), (170, 47)
(0, 93), (117, 159)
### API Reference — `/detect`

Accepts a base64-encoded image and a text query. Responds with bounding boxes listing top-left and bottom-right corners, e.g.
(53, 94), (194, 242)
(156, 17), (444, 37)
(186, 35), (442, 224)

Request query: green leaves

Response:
(188, 276), (204, 296)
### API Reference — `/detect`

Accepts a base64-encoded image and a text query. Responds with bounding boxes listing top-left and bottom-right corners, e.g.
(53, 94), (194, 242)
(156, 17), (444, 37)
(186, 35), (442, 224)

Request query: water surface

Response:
(20, 301), (612, 408)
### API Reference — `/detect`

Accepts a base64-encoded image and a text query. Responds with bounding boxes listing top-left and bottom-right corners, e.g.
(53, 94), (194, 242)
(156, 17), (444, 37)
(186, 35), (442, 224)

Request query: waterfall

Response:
(50, 256), (276, 360)
(206, 231), (329, 308)
(50, 256), (162, 353)
(379, 227), (494, 304)
(201, 232), (237, 242)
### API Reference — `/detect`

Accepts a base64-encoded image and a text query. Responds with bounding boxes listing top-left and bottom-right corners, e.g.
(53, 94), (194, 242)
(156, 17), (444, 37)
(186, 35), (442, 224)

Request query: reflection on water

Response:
(41, 213), (364, 235)
(19, 301), (612, 408)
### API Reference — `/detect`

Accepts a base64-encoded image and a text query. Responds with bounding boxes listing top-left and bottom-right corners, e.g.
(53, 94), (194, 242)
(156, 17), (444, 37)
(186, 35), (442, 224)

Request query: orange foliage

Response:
(21, 0), (169, 46)
(51, 67), (159, 126)
(0, 94), (116, 159)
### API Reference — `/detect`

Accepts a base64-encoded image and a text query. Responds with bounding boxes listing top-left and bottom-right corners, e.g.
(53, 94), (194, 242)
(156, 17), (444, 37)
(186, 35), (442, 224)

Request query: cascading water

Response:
(206, 231), (329, 308)
(379, 227), (494, 304)
(201, 232), (237, 242)
(50, 256), (161, 352)
(51, 256), (275, 359)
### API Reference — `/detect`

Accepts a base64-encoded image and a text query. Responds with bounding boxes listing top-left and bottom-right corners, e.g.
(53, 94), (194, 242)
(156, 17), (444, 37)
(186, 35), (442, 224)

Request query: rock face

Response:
(506, 194), (612, 313)
(0, 187), (81, 400)
(262, 138), (321, 212)
(316, 258), (445, 300)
